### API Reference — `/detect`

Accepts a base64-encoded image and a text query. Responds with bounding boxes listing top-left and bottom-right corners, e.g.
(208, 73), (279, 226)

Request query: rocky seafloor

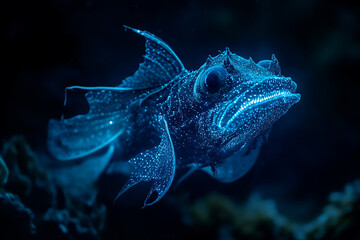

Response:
(0, 136), (105, 240)
(0, 136), (359, 240)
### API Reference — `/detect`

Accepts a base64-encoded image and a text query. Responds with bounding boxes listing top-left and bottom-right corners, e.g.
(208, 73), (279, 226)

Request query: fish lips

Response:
(216, 77), (301, 136)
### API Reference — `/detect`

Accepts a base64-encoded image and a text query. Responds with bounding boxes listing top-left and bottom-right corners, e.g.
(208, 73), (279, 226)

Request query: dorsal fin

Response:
(120, 26), (186, 89)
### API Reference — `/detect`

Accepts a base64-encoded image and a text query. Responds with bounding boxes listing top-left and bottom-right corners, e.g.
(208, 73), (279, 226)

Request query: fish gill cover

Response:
(47, 26), (300, 207)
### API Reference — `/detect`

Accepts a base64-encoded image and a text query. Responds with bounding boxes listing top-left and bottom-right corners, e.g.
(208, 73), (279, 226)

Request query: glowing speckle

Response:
(48, 26), (300, 207)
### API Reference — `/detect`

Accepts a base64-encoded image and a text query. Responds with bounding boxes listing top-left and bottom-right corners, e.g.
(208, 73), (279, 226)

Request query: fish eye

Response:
(202, 67), (227, 94)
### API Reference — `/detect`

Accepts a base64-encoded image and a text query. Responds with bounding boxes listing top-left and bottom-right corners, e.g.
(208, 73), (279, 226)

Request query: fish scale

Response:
(48, 26), (300, 207)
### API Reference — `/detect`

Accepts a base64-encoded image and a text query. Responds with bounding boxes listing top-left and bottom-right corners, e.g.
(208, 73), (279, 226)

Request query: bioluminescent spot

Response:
(48, 26), (300, 207)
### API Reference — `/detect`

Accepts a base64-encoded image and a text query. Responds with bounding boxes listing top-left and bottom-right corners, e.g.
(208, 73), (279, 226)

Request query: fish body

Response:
(48, 26), (300, 207)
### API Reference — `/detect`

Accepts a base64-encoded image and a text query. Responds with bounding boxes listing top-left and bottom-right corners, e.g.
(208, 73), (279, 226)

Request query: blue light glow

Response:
(48, 26), (301, 206)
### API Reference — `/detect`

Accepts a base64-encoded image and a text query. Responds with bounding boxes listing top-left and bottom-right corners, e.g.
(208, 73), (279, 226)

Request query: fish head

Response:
(192, 49), (301, 157)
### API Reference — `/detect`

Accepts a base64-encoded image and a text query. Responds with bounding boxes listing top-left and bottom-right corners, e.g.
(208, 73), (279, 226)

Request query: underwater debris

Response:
(0, 156), (9, 186)
(0, 192), (36, 238)
(1, 135), (49, 198)
(180, 179), (360, 240)
(182, 192), (293, 240)
(0, 136), (106, 240)
(294, 179), (360, 240)
(38, 205), (106, 240)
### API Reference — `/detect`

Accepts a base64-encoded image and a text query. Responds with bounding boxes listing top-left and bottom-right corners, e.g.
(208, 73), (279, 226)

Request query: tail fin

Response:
(48, 86), (138, 160)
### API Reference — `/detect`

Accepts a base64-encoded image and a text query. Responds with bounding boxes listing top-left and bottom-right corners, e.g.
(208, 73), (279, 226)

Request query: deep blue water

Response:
(1, 0), (359, 239)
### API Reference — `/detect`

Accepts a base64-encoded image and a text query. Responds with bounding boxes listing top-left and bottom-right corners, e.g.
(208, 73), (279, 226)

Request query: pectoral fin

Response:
(115, 116), (175, 207)
(202, 139), (263, 183)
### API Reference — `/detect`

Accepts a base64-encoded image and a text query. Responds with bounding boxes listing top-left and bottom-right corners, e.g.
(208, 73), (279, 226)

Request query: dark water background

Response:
(1, 0), (360, 239)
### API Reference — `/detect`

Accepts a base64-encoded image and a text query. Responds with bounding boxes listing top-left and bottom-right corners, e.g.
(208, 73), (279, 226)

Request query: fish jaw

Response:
(215, 76), (300, 139)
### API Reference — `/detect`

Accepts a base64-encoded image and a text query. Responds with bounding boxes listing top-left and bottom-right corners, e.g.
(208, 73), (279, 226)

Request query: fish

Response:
(47, 26), (301, 207)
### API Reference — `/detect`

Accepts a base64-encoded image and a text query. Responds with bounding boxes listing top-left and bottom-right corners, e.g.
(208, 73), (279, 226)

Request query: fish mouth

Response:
(216, 77), (301, 131)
